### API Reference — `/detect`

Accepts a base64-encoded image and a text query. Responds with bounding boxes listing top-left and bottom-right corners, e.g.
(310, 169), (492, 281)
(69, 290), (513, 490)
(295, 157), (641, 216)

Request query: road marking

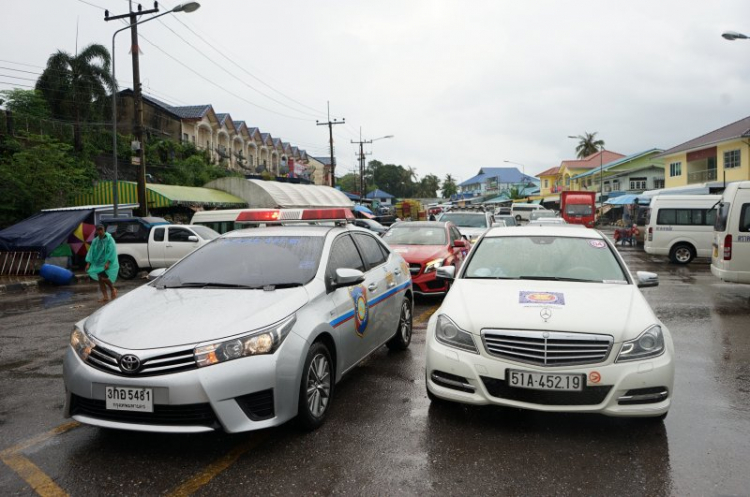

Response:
(0, 421), (80, 497)
(414, 304), (439, 326)
(166, 431), (271, 497)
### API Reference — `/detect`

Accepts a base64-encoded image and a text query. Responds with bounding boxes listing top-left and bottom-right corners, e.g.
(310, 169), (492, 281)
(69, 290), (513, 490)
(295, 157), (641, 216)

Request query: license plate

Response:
(507, 370), (584, 391)
(105, 386), (154, 412)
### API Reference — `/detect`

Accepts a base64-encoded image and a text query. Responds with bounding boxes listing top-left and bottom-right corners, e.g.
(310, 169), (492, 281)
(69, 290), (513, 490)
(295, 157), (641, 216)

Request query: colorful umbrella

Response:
(67, 223), (97, 256)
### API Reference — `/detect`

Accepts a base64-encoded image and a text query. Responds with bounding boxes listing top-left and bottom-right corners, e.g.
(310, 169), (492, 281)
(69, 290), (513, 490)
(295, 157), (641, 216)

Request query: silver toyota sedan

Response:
(64, 221), (413, 433)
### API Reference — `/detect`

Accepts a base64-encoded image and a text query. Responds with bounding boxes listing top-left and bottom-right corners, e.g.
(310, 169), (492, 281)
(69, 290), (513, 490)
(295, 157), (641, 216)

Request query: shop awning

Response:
(75, 181), (247, 209)
(604, 194), (639, 205)
(0, 209), (92, 257)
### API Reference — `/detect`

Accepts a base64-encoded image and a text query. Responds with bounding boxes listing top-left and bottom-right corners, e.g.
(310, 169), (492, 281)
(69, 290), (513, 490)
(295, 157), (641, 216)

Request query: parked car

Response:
(437, 208), (495, 242)
(529, 210), (559, 221)
(644, 194), (721, 264)
(352, 218), (388, 235)
(110, 223), (219, 279)
(511, 203), (547, 221)
(64, 208), (413, 434)
(495, 215), (518, 227)
(712, 181), (750, 283)
(382, 221), (469, 296)
(425, 224), (673, 421)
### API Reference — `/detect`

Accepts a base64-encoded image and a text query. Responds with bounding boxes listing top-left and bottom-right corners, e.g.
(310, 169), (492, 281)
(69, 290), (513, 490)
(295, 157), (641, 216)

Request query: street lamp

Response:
(503, 160), (526, 183)
(722, 31), (749, 40)
(110, 2), (201, 217)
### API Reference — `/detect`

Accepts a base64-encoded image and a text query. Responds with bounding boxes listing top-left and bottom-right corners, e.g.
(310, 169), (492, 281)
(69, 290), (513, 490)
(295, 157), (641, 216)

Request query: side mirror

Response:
(436, 266), (456, 281)
(332, 268), (366, 289)
(453, 239), (467, 248)
(147, 268), (167, 281)
(636, 271), (658, 288)
(188, 235), (199, 242)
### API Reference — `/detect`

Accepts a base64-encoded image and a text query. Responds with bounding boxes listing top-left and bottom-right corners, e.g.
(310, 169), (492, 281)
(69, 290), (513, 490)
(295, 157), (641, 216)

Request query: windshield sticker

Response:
(588, 240), (607, 249)
(519, 291), (565, 305)
(350, 285), (369, 337)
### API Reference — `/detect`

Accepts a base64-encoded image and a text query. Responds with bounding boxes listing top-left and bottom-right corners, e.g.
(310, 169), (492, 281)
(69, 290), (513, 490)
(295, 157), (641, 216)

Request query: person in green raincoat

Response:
(85, 225), (119, 302)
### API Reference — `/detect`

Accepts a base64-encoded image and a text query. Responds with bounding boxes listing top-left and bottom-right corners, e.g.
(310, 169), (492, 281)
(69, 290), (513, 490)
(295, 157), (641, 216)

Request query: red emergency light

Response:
(235, 208), (354, 224)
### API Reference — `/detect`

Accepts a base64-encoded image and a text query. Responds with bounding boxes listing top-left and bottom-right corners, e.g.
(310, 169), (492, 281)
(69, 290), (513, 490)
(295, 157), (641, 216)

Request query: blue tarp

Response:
(353, 204), (374, 215)
(604, 194), (639, 206)
(0, 210), (92, 257)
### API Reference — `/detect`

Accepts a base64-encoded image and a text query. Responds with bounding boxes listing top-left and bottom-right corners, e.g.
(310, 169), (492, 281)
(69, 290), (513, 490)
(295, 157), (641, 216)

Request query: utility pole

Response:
(106, 1), (158, 217)
(351, 129), (373, 198)
(316, 101), (344, 187)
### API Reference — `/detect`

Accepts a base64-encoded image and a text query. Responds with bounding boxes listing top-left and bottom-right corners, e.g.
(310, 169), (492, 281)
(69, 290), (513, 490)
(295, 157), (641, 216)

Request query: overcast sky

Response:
(4, 0), (750, 183)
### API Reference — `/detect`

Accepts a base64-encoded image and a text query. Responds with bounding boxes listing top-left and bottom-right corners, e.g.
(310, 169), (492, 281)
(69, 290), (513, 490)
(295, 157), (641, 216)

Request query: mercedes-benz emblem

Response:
(119, 354), (141, 373)
(540, 308), (552, 322)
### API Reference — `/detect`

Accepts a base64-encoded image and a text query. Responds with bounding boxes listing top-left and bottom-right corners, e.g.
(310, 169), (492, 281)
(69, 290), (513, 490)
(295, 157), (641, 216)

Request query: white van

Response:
(643, 194), (721, 264)
(190, 209), (246, 234)
(711, 181), (750, 283)
(511, 203), (546, 221)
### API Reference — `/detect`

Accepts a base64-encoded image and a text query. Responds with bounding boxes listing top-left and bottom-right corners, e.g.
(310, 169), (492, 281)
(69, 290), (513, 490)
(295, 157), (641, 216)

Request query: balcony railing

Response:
(688, 168), (718, 184)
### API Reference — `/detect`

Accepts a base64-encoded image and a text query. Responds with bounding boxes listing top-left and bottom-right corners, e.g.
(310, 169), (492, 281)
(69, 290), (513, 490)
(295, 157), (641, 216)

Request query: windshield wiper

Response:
(518, 275), (600, 283)
(162, 282), (264, 289)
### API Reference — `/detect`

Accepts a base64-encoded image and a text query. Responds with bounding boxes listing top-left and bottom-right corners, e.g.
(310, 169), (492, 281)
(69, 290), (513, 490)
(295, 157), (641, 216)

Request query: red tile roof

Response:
(536, 166), (560, 177)
(561, 150), (626, 170)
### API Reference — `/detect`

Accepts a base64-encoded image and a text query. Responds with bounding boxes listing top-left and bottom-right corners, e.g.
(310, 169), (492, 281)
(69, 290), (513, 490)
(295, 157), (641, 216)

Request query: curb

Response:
(0, 273), (91, 293)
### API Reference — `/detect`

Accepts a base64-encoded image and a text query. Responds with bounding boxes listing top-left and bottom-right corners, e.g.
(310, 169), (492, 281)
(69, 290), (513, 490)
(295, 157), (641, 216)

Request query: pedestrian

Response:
(85, 224), (119, 303)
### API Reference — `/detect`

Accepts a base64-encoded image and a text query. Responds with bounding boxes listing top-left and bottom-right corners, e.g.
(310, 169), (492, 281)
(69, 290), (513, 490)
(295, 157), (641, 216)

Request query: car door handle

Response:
(368, 283), (378, 292)
(166, 244), (173, 248)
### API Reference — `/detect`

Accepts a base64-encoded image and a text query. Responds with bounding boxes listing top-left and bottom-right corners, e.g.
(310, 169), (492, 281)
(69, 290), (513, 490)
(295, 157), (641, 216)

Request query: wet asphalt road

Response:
(1, 242), (749, 496)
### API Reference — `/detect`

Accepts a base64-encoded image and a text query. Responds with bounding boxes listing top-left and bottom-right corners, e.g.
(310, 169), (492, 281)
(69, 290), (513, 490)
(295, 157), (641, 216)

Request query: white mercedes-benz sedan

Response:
(64, 209), (413, 433)
(425, 225), (674, 420)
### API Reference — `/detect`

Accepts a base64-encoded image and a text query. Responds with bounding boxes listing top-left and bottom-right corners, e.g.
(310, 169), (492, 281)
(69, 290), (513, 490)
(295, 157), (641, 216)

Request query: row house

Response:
(657, 115), (750, 189)
(116, 89), (318, 183)
(538, 150), (627, 196)
(570, 149), (665, 194)
(457, 167), (540, 197)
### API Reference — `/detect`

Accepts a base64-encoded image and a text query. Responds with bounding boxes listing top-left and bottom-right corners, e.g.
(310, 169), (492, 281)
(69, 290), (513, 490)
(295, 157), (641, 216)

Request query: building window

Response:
(182, 133), (188, 143)
(669, 162), (682, 177)
(654, 178), (665, 189)
(612, 180), (620, 191)
(724, 149), (741, 169)
(544, 179), (549, 188)
(630, 177), (647, 190)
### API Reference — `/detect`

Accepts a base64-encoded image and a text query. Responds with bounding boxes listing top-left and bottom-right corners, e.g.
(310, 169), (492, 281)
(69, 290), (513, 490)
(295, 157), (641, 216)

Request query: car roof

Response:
(484, 225), (605, 239)
(390, 221), (449, 228)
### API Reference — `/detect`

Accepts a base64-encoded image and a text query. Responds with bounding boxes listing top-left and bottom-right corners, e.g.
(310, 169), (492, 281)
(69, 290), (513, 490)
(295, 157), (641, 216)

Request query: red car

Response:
(382, 221), (469, 296)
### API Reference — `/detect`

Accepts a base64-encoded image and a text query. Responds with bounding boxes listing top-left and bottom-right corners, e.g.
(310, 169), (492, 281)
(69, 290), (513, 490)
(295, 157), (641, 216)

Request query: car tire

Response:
(297, 341), (333, 431)
(118, 255), (138, 280)
(669, 243), (694, 264)
(387, 297), (412, 351)
(515, 215), (522, 222)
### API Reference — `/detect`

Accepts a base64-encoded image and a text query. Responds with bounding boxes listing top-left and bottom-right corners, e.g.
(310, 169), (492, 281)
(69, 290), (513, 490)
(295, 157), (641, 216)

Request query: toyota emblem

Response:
(119, 354), (141, 373)
(540, 308), (552, 322)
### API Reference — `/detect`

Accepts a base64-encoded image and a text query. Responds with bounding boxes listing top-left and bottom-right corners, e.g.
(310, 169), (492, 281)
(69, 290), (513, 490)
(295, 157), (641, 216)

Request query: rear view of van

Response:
(644, 195), (721, 264)
(712, 181), (750, 283)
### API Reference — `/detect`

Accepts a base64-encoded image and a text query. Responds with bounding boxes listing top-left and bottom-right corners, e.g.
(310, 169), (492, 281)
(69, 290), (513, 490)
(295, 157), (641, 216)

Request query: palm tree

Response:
(572, 132), (605, 159)
(36, 43), (114, 151)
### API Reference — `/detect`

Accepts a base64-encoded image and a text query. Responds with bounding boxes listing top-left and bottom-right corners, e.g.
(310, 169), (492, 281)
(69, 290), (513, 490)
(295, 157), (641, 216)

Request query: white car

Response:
(64, 209), (413, 433)
(438, 210), (495, 242)
(425, 225), (674, 420)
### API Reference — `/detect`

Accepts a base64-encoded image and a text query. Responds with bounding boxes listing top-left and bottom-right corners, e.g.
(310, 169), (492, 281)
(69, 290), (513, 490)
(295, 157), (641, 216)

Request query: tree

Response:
(442, 174), (458, 198)
(416, 174), (441, 198)
(572, 132), (605, 159)
(36, 43), (114, 152)
(0, 89), (50, 119)
(336, 173), (359, 194)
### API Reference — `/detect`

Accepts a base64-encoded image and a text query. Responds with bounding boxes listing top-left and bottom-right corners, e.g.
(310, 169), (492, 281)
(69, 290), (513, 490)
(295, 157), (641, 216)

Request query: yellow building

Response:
(657, 116), (750, 188)
(536, 151), (626, 197)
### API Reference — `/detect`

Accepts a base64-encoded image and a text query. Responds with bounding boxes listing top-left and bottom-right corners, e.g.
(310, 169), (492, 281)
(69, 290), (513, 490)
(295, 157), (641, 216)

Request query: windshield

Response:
(383, 226), (447, 245)
(439, 213), (488, 228)
(157, 236), (324, 288)
(565, 205), (593, 216)
(191, 226), (220, 240)
(464, 236), (627, 283)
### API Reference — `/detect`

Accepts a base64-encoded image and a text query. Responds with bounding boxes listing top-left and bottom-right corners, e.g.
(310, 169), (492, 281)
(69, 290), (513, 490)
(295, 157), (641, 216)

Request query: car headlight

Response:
(616, 325), (665, 362)
(71, 326), (95, 361)
(194, 314), (296, 367)
(435, 314), (478, 353)
(423, 258), (445, 274)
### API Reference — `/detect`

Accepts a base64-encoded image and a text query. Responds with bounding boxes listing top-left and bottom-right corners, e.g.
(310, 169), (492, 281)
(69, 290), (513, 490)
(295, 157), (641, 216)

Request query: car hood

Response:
(390, 244), (447, 263)
(84, 284), (310, 350)
(440, 279), (657, 343)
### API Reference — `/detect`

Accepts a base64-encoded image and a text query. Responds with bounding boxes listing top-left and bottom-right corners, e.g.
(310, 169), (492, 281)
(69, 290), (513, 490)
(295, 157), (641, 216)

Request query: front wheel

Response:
(670, 244), (693, 264)
(297, 342), (333, 431)
(387, 297), (412, 351)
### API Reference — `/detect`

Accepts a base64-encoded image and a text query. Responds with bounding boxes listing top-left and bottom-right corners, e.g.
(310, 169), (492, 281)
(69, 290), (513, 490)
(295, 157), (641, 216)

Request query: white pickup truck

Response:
(105, 220), (219, 279)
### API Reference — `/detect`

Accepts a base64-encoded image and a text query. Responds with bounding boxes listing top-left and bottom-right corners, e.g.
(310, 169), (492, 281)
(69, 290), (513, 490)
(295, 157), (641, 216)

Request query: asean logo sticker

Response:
(588, 240), (606, 249)
(519, 291), (566, 305)
(350, 285), (369, 337)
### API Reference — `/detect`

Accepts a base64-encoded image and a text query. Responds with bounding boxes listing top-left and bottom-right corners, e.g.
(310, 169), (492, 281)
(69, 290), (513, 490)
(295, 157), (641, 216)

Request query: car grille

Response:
(85, 345), (198, 377)
(409, 263), (422, 275)
(480, 377), (612, 406)
(69, 394), (219, 427)
(235, 389), (275, 421)
(482, 330), (613, 367)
